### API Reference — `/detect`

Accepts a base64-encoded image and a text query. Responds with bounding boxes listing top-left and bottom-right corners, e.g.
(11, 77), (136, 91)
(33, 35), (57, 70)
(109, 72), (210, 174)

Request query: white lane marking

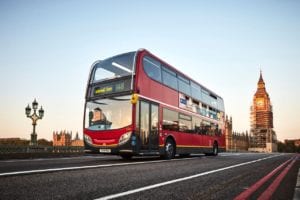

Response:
(219, 153), (241, 157)
(0, 155), (113, 163)
(0, 157), (198, 177)
(95, 154), (281, 200)
(219, 153), (281, 157)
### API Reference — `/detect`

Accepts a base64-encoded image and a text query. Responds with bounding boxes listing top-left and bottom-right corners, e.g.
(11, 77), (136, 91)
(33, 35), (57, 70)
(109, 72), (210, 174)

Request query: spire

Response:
(257, 70), (265, 89)
(75, 132), (79, 140)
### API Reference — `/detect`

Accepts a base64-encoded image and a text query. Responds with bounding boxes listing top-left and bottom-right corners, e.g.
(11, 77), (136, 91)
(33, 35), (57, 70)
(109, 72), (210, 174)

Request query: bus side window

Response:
(192, 116), (201, 134)
(143, 56), (162, 82)
(162, 108), (179, 132)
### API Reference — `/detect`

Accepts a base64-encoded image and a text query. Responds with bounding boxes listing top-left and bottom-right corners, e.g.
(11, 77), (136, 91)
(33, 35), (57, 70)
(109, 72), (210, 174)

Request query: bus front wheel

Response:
(163, 139), (175, 160)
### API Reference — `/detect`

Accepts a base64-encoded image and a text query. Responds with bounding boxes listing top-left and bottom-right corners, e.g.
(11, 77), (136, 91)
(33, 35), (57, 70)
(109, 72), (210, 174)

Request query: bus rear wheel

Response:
(205, 143), (218, 156)
(163, 139), (175, 160)
(212, 143), (218, 156)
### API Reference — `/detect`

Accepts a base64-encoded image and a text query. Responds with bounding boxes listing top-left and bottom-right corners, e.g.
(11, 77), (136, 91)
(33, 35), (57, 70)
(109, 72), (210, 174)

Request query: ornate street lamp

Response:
(25, 99), (44, 146)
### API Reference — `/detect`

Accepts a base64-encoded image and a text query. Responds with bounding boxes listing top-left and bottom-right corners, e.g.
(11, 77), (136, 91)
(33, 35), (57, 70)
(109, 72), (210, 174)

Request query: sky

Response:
(0, 0), (299, 141)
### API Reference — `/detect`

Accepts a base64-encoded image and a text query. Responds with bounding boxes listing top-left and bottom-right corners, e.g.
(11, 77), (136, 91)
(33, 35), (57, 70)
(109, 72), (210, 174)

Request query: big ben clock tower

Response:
(250, 71), (277, 152)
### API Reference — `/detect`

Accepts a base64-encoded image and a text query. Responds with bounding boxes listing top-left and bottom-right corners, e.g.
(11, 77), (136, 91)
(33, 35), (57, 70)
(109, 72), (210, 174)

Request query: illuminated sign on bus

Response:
(93, 78), (131, 96)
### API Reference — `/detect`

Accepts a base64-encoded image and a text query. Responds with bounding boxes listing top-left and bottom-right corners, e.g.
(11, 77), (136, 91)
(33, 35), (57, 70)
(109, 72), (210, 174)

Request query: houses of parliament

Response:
(225, 71), (277, 153)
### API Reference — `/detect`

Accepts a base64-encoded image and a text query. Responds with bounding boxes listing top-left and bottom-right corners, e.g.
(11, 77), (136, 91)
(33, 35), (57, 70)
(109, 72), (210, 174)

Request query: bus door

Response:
(139, 101), (159, 150)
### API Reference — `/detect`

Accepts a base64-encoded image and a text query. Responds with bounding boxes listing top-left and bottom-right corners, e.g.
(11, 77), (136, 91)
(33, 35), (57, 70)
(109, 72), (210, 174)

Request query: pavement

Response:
(0, 153), (298, 200)
(293, 162), (300, 200)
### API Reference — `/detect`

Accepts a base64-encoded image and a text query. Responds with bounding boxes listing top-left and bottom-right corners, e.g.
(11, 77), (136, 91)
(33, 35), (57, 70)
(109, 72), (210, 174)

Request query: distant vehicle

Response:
(83, 49), (225, 159)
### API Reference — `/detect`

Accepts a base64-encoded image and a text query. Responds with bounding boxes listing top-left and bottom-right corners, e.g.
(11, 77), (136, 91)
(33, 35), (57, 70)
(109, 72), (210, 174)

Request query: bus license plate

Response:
(99, 149), (111, 153)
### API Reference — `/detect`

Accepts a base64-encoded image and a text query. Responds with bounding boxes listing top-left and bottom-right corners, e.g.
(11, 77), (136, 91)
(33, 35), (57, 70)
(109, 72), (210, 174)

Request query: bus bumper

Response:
(84, 140), (136, 155)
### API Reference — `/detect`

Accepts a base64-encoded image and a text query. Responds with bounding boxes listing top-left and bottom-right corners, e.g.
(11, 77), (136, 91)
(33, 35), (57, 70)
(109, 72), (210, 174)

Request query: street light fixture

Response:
(39, 107), (44, 118)
(25, 105), (31, 117)
(32, 99), (38, 110)
(25, 99), (44, 146)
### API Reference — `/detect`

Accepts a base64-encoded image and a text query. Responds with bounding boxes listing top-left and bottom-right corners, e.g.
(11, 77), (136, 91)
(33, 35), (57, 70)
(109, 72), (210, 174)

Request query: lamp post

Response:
(25, 99), (44, 146)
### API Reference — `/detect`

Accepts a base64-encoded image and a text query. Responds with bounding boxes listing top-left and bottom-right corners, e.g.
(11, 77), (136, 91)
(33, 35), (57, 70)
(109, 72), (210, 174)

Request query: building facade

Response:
(53, 131), (83, 147)
(249, 72), (277, 152)
(71, 132), (84, 146)
(225, 116), (250, 152)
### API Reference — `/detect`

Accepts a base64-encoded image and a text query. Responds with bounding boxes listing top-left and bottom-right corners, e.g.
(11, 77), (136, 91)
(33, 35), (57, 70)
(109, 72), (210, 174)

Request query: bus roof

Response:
(136, 48), (223, 100)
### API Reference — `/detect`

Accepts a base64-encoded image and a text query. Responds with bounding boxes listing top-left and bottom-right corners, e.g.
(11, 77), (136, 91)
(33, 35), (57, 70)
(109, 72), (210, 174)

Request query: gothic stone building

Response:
(225, 116), (250, 151)
(53, 131), (84, 147)
(249, 72), (277, 152)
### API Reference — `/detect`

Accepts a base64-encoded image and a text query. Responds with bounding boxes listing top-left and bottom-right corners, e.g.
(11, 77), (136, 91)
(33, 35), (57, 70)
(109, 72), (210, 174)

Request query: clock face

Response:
(256, 98), (265, 108)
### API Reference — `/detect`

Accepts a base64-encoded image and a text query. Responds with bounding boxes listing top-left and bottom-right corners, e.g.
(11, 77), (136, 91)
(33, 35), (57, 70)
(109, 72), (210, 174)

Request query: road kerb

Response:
(294, 167), (300, 200)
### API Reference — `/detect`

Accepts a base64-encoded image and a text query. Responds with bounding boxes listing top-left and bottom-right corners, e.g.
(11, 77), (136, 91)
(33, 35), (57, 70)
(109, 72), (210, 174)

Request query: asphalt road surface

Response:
(0, 153), (299, 200)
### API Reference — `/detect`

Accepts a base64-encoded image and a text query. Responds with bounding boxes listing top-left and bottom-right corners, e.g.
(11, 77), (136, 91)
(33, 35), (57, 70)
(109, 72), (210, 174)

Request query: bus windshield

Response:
(85, 95), (132, 131)
(92, 52), (136, 83)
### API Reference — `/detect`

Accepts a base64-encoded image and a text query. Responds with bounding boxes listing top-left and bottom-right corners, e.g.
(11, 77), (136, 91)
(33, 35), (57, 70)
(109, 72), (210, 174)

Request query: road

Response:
(0, 153), (299, 200)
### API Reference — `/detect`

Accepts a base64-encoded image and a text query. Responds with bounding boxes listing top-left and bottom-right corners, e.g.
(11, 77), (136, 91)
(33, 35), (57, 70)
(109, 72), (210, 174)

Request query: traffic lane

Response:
(0, 153), (283, 199)
(0, 153), (290, 200)
(0, 152), (230, 175)
(0, 153), (268, 176)
(0, 154), (205, 175)
(0, 155), (122, 173)
(0, 156), (207, 177)
(0, 152), (265, 174)
(116, 154), (297, 200)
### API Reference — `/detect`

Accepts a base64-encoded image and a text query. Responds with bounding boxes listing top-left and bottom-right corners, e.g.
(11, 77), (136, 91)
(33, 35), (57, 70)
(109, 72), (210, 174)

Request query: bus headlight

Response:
(84, 134), (92, 145)
(119, 132), (132, 146)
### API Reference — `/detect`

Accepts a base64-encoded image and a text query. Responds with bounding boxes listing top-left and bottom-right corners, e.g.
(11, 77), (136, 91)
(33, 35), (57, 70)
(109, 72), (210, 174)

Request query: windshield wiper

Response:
(110, 97), (130, 101)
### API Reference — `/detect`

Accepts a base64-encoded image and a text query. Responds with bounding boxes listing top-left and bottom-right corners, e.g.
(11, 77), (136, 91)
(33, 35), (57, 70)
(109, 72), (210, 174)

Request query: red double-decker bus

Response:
(83, 49), (225, 159)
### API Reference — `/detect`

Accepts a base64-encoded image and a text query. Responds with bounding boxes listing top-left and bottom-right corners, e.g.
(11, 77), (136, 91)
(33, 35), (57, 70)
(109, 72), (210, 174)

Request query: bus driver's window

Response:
(89, 108), (111, 130)
(92, 108), (105, 124)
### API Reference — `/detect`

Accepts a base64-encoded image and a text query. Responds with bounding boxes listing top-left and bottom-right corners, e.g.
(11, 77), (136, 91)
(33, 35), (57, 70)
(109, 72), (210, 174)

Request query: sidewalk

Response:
(294, 168), (300, 200)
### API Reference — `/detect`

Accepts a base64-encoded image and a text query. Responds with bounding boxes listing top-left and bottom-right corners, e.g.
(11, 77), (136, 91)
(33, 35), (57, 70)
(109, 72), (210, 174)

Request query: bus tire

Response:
(205, 143), (218, 156)
(163, 139), (176, 160)
(212, 143), (218, 156)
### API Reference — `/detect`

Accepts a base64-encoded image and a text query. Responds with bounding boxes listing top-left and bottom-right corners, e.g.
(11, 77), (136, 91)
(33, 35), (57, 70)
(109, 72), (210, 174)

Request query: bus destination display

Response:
(93, 79), (131, 96)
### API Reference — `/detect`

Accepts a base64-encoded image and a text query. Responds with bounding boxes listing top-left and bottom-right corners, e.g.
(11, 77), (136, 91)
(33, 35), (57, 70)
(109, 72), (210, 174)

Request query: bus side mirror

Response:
(131, 93), (139, 104)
